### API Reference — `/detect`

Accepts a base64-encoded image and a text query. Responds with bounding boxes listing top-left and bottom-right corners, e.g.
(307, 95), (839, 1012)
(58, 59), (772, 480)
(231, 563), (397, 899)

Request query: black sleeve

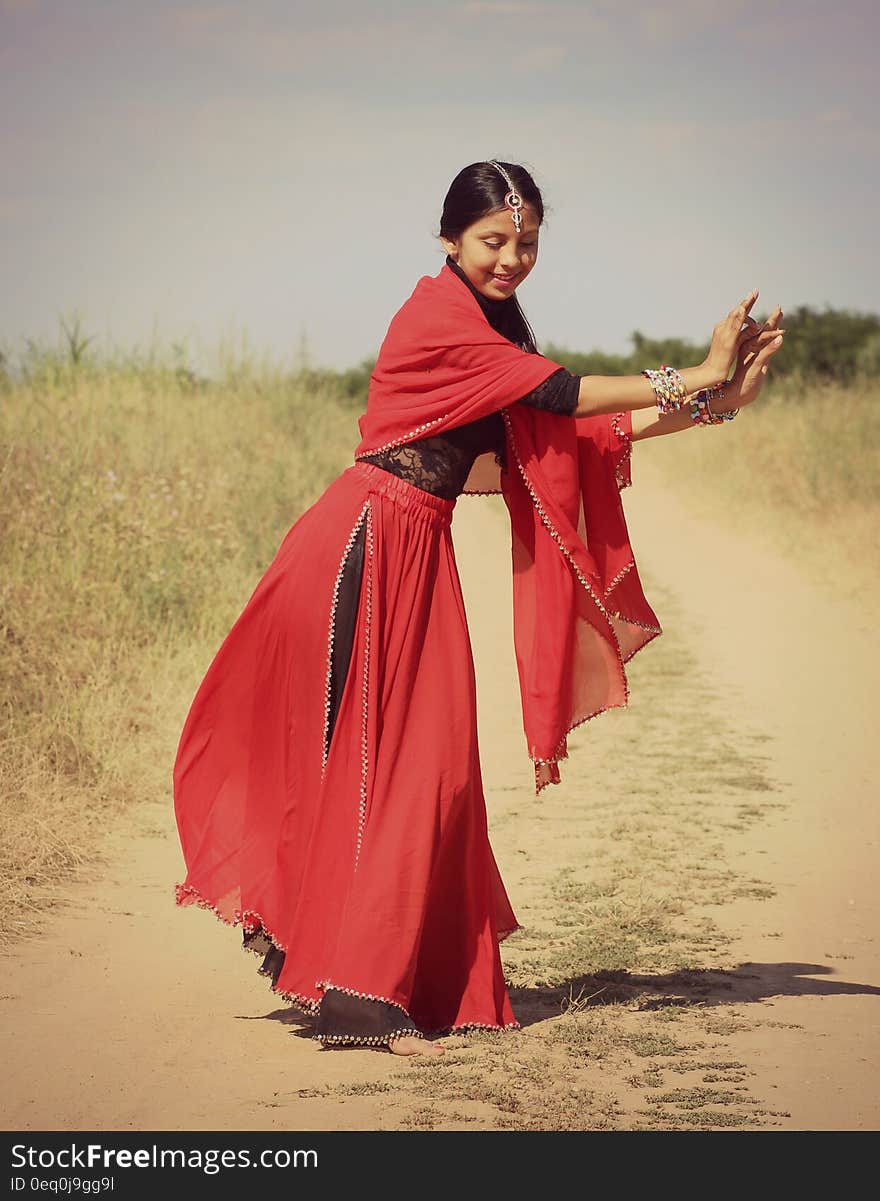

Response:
(516, 367), (581, 416)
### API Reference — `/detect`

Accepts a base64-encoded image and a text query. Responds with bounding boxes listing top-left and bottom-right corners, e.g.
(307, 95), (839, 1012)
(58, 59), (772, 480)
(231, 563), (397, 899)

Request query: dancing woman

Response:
(173, 160), (785, 1058)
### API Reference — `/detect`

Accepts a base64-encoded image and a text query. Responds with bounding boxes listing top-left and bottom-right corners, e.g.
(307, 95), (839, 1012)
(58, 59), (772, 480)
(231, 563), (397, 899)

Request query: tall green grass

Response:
(0, 349), (357, 942)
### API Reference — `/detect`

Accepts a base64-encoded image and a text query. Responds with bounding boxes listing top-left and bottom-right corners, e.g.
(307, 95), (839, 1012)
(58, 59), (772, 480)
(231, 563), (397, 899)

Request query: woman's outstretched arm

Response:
(630, 400), (719, 441)
(631, 310), (786, 441)
(572, 292), (783, 420)
(572, 364), (720, 418)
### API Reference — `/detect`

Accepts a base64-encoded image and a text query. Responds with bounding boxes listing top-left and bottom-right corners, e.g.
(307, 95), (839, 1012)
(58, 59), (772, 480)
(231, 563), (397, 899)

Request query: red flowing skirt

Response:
(173, 459), (520, 1039)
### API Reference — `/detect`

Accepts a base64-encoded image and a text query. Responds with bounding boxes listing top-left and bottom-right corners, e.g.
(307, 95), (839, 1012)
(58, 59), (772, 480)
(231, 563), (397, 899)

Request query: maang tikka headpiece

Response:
(488, 160), (524, 233)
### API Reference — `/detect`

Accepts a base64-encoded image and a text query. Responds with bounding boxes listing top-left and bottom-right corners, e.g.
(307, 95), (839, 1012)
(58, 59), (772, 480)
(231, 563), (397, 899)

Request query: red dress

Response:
(173, 260), (659, 1048)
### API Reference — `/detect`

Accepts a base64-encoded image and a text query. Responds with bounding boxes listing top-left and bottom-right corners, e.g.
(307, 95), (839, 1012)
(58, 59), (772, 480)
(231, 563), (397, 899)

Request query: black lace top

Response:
(358, 257), (581, 499)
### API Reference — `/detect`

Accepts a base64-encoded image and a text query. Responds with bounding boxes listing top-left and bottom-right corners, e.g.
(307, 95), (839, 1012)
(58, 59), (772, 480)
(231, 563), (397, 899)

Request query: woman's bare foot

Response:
(389, 1035), (445, 1057)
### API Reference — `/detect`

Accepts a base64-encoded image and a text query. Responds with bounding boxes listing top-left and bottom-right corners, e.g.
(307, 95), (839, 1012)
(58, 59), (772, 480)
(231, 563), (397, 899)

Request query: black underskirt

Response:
(242, 924), (422, 1047)
(242, 514), (420, 1048)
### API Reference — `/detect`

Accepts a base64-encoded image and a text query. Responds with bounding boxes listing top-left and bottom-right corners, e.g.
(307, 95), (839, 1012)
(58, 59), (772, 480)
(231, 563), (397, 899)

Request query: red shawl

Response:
(353, 262), (661, 793)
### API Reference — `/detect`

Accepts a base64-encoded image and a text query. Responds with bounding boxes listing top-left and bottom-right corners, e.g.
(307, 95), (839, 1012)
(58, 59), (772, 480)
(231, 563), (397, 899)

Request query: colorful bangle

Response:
(641, 364), (688, 415)
(661, 364), (688, 409)
(689, 385), (739, 425)
(707, 389), (739, 422)
(641, 367), (676, 413)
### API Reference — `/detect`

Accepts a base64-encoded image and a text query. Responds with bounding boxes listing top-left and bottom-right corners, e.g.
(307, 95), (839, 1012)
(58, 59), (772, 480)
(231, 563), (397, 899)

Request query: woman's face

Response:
(441, 204), (540, 301)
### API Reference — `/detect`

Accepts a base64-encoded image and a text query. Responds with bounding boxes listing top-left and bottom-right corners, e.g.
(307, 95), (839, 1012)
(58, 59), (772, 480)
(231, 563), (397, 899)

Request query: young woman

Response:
(173, 160), (785, 1059)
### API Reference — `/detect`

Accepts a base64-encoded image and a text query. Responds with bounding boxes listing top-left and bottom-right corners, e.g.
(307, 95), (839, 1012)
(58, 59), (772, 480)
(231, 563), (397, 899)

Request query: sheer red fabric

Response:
(354, 262), (662, 791)
(175, 461), (520, 1034)
(173, 260), (663, 1040)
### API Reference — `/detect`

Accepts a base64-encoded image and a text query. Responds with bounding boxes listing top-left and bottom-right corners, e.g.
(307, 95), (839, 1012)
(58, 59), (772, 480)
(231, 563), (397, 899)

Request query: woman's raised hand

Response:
(704, 290), (765, 382)
(722, 304), (785, 411)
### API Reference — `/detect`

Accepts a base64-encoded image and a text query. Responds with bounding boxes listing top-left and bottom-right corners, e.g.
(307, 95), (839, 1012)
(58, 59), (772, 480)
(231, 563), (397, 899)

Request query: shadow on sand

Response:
(245, 961), (880, 1042)
(508, 961), (880, 1028)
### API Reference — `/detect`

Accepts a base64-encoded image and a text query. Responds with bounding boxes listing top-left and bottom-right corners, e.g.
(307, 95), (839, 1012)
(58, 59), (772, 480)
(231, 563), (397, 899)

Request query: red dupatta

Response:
(353, 262), (662, 793)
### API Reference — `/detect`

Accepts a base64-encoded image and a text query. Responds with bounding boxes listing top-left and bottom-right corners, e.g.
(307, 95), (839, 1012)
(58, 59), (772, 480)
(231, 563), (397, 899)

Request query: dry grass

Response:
(640, 371), (880, 602)
(0, 350), (356, 942)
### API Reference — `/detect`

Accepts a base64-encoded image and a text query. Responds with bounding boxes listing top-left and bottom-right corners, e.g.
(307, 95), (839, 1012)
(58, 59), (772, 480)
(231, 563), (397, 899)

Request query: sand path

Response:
(2, 460), (878, 1131)
(621, 462), (879, 1130)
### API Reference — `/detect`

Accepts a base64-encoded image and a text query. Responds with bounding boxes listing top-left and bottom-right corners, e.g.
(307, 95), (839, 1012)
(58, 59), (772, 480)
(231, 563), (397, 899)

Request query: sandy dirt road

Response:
(2, 459), (878, 1131)
(622, 462), (879, 1130)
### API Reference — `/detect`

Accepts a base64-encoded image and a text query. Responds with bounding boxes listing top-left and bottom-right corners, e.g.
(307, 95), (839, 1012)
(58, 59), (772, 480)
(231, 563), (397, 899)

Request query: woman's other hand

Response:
(704, 290), (763, 382)
(721, 305), (785, 411)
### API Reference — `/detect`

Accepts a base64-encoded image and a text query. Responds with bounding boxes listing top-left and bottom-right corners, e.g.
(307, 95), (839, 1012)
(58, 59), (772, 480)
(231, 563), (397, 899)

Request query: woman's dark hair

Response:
(439, 160), (544, 354)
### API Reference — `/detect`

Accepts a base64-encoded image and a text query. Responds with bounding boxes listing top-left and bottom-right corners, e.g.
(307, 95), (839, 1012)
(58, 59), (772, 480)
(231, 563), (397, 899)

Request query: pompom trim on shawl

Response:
(500, 410), (661, 792)
(353, 260), (662, 794)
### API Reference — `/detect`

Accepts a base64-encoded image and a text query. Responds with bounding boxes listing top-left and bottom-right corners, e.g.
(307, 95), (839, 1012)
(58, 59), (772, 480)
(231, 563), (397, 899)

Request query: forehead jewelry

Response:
(488, 160), (524, 233)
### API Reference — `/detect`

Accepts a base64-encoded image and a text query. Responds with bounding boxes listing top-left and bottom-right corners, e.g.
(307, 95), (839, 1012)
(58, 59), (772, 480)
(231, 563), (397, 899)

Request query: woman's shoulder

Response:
(382, 263), (485, 346)
(409, 260), (472, 308)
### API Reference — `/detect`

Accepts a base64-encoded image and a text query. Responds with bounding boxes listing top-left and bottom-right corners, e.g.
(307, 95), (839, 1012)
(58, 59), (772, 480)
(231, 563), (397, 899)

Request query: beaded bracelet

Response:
(661, 364), (688, 409)
(642, 364), (688, 414)
(689, 384), (739, 426)
(641, 366), (677, 413)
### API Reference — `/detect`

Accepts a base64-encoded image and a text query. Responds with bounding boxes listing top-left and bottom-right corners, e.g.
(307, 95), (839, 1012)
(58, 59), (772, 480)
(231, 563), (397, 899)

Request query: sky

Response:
(1, 0), (877, 374)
